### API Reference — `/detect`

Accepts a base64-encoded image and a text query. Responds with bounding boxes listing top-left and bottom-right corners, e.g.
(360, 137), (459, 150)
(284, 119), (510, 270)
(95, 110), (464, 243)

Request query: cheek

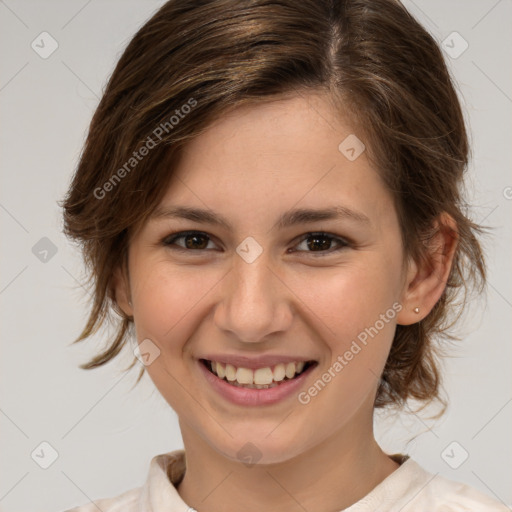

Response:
(294, 265), (400, 420)
(287, 260), (401, 339)
(285, 258), (402, 404)
(130, 259), (218, 344)
(129, 260), (221, 411)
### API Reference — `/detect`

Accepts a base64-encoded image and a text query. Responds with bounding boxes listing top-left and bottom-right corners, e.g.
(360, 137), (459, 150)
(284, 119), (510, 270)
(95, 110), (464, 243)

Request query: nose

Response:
(213, 250), (293, 344)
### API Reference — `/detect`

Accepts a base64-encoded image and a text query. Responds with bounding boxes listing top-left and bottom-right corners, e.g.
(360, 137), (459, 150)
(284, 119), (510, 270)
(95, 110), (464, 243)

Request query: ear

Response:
(396, 212), (458, 325)
(112, 264), (133, 318)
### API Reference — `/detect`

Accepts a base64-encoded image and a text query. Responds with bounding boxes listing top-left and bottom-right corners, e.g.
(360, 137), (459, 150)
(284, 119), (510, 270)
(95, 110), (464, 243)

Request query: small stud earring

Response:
(128, 300), (133, 307)
(413, 307), (420, 314)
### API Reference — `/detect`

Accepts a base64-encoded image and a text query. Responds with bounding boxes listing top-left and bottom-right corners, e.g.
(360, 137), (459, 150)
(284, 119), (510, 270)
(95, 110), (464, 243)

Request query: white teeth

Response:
(206, 359), (310, 387)
(216, 361), (225, 379)
(285, 362), (296, 379)
(254, 367), (273, 385)
(273, 363), (286, 382)
(225, 363), (237, 381)
(236, 367), (253, 385)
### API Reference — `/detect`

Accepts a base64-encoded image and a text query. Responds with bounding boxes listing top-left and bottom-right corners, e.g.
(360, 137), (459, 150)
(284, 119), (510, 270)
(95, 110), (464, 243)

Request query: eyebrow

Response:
(151, 205), (371, 231)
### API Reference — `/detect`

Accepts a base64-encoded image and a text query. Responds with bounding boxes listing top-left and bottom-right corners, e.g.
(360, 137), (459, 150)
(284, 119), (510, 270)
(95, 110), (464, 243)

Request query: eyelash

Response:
(161, 230), (351, 257)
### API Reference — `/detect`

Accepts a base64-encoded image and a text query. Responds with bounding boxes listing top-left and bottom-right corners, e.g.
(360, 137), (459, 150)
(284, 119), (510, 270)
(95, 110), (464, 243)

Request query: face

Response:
(120, 92), (411, 464)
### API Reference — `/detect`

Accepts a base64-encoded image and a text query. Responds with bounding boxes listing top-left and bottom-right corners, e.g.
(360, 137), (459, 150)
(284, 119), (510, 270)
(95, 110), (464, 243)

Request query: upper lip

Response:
(200, 354), (317, 369)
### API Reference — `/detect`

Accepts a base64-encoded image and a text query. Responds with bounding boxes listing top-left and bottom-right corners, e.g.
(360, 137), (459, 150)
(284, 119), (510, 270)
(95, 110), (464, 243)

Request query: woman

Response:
(62, 0), (506, 510)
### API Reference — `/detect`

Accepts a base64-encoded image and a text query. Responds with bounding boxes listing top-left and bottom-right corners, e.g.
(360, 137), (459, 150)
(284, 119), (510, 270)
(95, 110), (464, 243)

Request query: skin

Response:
(115, 91), (457, 512)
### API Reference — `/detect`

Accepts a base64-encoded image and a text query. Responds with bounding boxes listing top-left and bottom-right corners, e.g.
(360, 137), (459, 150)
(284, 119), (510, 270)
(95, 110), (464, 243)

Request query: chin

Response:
(206, 427), (314, 467)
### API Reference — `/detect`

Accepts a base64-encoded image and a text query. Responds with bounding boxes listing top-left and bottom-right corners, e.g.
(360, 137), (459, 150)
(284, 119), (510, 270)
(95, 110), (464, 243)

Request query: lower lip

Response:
(198, 360), (316, 406)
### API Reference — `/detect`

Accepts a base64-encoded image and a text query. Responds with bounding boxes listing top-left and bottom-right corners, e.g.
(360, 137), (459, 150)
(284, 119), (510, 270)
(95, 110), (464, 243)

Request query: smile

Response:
(201, 359), (315, 389)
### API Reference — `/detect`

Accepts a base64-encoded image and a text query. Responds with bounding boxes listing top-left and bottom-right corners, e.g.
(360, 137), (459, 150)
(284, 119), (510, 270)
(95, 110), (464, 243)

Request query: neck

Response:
(176, 410), (399, 512)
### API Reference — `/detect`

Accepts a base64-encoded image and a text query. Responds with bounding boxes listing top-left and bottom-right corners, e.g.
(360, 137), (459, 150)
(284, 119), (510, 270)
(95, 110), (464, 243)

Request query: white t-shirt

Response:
(64, 450), (509, 511)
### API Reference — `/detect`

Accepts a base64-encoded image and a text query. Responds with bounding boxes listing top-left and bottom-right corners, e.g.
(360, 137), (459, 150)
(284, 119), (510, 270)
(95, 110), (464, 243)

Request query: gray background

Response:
(0, 1), (511, 511)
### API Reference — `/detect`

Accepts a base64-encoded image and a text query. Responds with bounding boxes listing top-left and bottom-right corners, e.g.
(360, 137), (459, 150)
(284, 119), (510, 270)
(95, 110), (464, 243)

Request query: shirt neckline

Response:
(141, 449), (418, 511)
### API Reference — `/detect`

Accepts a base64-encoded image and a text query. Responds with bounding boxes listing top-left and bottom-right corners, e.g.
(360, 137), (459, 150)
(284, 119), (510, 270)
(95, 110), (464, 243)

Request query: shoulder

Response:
(418, 472), (508, 511)
(63, 487), (141, 512)
(61, 449), (188, 512)
(395, 459), (509, 511)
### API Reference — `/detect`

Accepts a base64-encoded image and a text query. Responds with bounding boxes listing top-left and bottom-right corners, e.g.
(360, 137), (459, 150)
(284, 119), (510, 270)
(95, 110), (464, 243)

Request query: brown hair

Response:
(62, 0), (486, 412)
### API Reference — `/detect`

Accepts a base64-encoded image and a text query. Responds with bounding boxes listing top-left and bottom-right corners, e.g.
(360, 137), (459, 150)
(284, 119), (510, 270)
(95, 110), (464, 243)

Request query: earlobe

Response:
(396, 213), (458, 325)
(112, 265), (133, 318)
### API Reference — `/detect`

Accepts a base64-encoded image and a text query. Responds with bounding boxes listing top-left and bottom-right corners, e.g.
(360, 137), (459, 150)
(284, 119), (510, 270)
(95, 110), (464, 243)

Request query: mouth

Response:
(199, 358), (317, 390)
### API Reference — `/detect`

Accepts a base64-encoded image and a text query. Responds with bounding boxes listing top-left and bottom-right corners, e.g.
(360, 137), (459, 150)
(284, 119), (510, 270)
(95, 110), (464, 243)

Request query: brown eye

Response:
(184, 233), (209, 249)
(163, 231), (215, 251)
(306, 234), (332, 251)
(293, 232), (349, 255)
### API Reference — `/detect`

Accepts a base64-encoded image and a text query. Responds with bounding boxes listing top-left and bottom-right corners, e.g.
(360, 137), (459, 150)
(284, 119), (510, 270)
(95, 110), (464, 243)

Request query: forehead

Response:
(156, 92), (395, 232)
